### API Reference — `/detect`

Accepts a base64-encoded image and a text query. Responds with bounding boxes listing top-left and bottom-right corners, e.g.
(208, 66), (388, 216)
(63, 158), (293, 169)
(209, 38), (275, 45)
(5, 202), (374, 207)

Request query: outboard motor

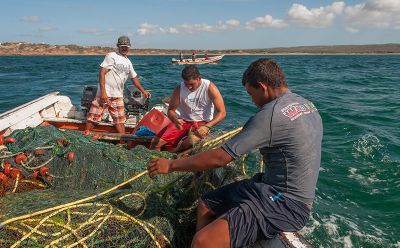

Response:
(81, 85), (98, 114)
(124, 86), (149, 119)
(80, 85), (149, 124)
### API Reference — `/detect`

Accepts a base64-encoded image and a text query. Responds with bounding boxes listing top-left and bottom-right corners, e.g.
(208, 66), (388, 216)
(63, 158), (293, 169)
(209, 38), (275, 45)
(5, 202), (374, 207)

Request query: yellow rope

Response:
(48, 206), (106, 244)
(178, 127), (242, 156)
(69, 211), (130, 221)
(118, 192), (147, 217)
(11, 205), (76, 247)
(45, 203), (110, 246)
(6, 226), (38, 242)
(66, 205), (113, 248)
(203, 181), (216, 190)
(19, 222), (48, 237)
(241, 154), (248, 176)
(44, 219), (87, 248)
(12, 174), (20, 193)
(34, 145), (54, 150)
(20, 179), (46, 188)
(12, 203), (106, 247)
(202, 127), (242, 147)
(0, 170), (148, 227)
(177, 199), (199, 212)
(3, 127), (244, 247)
(67, 208), (71, 226)
(145, 221), (172, 247)
(115, 208), (165, 248)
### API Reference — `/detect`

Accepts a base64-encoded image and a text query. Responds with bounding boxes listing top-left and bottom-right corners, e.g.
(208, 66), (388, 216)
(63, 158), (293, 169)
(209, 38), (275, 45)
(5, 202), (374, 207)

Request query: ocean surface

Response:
(0, 55), (399, 247)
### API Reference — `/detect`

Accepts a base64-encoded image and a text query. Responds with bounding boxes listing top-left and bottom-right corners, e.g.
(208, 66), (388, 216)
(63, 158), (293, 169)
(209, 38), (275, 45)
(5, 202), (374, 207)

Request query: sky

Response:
(0, 0), (399, 49)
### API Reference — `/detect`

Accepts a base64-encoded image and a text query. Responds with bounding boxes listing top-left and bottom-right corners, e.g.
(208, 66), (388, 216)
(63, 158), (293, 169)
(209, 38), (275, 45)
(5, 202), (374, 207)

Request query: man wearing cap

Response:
(85, 36), (149, 134)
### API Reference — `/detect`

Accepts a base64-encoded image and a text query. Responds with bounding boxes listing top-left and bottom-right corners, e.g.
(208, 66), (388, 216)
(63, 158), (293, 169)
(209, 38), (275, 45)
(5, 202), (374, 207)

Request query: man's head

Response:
(117, 36), (131, 56)
(181, 65), (202, 92)
(242, 58), (288, 107)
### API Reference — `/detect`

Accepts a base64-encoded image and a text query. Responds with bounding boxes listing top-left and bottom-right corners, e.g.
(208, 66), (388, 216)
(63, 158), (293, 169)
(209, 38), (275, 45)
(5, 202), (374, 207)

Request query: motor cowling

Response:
(124, 86), (149, 117)
(80, 85), (149, 123)
(81, 85), (98, 113)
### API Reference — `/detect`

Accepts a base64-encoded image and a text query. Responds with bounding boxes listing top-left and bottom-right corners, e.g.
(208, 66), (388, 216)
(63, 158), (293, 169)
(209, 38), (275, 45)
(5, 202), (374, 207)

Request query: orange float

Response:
(15, 153), (27, 164)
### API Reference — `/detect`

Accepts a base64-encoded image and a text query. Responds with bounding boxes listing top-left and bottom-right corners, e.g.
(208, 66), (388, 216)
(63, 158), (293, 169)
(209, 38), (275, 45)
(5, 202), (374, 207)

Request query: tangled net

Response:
(0, 126), (256, 247)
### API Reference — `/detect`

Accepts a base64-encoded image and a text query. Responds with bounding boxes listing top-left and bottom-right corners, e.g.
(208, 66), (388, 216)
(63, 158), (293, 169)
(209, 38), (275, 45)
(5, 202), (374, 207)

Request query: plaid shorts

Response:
(86, 97), (126, 124)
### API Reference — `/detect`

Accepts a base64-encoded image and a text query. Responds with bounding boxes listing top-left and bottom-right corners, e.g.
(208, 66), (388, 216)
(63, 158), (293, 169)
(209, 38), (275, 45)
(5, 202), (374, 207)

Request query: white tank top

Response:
(177, 78), (214, 122)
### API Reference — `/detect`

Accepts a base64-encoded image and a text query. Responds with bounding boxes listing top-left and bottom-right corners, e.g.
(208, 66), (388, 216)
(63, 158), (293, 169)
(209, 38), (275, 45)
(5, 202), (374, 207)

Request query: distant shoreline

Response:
(1, 42), (400, 56)
(1, 53), (400, 56)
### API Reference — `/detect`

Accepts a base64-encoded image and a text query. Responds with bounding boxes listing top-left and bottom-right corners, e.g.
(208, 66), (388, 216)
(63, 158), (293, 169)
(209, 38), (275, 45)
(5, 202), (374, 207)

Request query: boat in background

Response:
(171, 55), (224, 65)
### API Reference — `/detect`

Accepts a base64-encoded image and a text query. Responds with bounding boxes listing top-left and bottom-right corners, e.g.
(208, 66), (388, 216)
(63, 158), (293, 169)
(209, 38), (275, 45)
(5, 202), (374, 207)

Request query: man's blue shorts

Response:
(201, 173), (311, 248)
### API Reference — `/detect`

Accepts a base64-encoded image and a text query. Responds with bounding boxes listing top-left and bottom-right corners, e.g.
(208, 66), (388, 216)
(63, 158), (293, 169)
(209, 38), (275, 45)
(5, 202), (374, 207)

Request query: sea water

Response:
(0, 55), (399, 247)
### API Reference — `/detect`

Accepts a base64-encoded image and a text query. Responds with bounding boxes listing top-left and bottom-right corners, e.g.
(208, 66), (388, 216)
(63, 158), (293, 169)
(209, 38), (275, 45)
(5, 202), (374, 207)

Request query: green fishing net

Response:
(0, 126), (249, 247)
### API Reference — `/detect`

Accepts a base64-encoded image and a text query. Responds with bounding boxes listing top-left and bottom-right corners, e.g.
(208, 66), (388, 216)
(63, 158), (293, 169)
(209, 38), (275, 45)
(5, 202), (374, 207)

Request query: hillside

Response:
(1, 42), (400, 55)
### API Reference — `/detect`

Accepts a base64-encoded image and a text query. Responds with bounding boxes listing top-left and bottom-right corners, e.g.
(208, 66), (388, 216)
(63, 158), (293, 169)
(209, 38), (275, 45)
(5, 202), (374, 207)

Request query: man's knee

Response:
(192, 229), (208, 248)
(192, 216), (230, 248)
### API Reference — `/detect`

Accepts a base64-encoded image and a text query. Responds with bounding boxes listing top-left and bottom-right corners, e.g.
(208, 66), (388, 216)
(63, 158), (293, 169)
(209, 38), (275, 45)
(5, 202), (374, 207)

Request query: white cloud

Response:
(226, 19), (241, 27)
(137, 23), (166, 36)
(136, 1), (400, 37)
(136, 19), (241, 36)
(287, 2), (345, 28)
(245, 15), (287, 29)
(344, 0), (400, 30)
(20, 16), (40, 22)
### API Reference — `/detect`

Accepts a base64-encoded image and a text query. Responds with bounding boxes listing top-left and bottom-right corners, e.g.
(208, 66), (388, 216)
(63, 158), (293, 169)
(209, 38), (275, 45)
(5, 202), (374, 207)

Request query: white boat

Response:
(0, 87), (169, 146)
(171, 55), (224, 65)
(0, 91), (312, 248)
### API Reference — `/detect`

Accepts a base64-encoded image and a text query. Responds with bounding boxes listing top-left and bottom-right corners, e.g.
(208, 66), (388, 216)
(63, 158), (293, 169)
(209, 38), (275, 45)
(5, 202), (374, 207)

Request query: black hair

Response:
(181, 65), (201, 80)
(242, 58), (287, 88)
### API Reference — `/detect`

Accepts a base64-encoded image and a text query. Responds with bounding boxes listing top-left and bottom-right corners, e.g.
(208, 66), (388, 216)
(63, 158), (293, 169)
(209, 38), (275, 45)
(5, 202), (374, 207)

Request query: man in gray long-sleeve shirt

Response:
(147, 58), (323, 248)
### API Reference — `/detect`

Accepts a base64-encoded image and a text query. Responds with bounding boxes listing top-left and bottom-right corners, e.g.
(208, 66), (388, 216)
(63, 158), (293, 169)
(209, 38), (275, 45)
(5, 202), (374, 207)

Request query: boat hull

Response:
(171, 55), (224, 65)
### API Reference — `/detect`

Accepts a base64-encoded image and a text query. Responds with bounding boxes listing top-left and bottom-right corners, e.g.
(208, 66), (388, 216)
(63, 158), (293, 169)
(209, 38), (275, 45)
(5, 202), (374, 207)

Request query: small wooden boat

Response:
(171, 55), (224, 65)
(0, 91), (312, 248)
(0, 88), (169, 145)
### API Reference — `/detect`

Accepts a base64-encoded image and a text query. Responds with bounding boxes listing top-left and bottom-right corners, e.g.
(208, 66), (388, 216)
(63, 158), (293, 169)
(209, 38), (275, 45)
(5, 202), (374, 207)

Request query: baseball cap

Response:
(117, 36), (131, 47)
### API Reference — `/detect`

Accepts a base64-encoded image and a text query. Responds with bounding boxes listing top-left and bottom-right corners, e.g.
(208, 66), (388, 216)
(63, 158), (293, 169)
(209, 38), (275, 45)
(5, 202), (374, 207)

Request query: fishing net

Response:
(0, 125), (252, 247)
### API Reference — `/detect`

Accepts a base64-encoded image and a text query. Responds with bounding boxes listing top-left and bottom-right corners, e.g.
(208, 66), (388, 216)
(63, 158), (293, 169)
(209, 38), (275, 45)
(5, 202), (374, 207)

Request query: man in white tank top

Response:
(150, 65), (226, 152)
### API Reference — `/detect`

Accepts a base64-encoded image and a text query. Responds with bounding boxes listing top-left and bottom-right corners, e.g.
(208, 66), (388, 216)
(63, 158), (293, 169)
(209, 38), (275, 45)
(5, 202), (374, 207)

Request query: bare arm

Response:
(99, 67), (111, 102)
(206, 82), (226, 128)
(147, 147), (234, 177)
(131, 77), (150, 98)
(167, 85), (184, 129)
(194, 82), (226, 138)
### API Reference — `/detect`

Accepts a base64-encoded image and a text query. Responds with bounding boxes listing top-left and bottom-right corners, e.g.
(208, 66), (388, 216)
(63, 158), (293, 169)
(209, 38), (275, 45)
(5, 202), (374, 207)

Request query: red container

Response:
(128, 109), (171, 149)
(132, 109), (171, 136)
